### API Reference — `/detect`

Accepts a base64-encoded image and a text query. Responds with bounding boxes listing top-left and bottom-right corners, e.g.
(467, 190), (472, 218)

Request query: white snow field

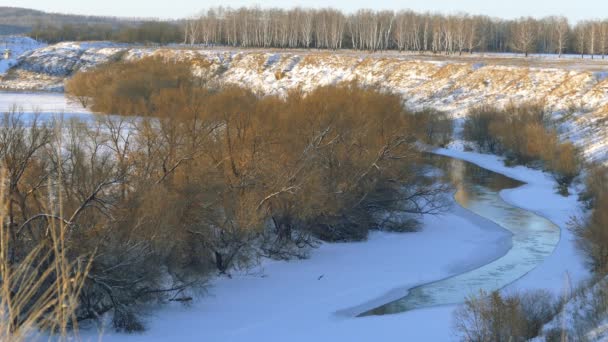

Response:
(89, 148), (587, 342)
(0, 91), (92, 121)
(0, 36), (45, 75)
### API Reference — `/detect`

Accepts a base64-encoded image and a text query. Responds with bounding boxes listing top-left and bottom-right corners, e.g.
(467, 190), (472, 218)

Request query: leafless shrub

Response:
(453, 289), (560, 342)
(463, 103), (580, 192)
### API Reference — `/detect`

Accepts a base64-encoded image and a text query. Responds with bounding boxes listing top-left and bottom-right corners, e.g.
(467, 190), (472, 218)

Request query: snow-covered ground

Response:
(92, 208), (509, 342)
(0, 91), (85, 113)
(1, 40), (125, 91)
(0, 91), (92, 122)
(89, 148), (587, 342)
(0, 36), (45, 76)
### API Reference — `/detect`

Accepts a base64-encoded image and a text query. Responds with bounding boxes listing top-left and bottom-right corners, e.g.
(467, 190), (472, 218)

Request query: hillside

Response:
(0, 6), (139, 34)
(3, 41), (608, 161)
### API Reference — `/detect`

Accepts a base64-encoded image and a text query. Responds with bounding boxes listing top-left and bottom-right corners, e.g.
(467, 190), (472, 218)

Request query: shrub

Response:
(411, 108), (453, 147)
(571, 193), (608, 274)
(463, 103), (580, 191)
(453, 289), (559, 342)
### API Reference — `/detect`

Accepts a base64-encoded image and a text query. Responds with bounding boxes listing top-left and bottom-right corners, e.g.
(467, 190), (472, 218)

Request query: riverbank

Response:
(90, 148), (586, 342)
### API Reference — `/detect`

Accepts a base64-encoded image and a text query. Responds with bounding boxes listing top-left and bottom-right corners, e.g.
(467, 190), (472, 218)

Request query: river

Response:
(359, 155), (560, 316)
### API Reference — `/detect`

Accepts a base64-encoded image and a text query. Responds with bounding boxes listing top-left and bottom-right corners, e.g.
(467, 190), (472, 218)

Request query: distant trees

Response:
(174, 7), (606, 57)
(29, 21), (183, 44)
(0, 6), (132, 35)
(16, 5), (608, 57)
(510, 17), (537, 57)
(551, 16), (569, 57)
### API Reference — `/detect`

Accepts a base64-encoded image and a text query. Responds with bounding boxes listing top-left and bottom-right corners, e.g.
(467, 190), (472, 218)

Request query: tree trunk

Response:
(214, 251), (226, 273)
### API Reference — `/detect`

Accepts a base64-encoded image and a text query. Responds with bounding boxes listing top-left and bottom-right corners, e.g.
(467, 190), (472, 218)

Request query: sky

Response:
(4, 0), (605, 22)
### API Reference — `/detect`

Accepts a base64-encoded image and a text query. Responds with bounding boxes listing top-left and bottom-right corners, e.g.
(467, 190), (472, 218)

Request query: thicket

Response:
(0, 179), (89, 341)
(572, 164), (608, 275)
(462, 104), (580, 193)
(453, 289), (561, 342)
(1, 58), (454, 333)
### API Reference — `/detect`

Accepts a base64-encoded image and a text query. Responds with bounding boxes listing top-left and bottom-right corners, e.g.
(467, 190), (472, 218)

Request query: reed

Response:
(0, 174), (92, 341)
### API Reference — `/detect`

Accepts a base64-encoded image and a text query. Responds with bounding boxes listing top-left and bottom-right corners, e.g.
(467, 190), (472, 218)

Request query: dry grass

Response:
(0, 175), (92, 341)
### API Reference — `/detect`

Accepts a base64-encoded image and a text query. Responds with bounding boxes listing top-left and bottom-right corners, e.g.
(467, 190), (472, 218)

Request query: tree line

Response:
(2, 57), (452, 333)
(182, 7), (608, 57)
(0, 6), (136, 35)
(28, 21), (183, 44)
(18, 6), (608, 57)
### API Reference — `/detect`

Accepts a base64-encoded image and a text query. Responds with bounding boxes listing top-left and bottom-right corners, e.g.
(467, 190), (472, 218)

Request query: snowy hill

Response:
(0, 36), (44, 75)
(3, 41), (608, 161)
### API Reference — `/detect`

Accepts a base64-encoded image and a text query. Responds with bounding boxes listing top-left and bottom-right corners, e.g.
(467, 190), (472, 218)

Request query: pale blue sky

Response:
(4, 0), (604, 22)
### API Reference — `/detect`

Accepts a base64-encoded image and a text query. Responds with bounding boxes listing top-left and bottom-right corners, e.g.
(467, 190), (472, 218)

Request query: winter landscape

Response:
(1, 2), (608, 342)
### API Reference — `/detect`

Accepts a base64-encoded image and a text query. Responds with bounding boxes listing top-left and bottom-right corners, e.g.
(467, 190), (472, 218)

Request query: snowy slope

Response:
(0, 36), (44, 75)
(4, 43), (608, 162)
(1, 41), (124, 91)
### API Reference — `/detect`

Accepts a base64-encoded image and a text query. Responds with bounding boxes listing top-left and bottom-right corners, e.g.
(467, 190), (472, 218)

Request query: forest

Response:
(7, 5), (608, 57)
(28, 21), (183, 44)
(183, 7), (607, 56)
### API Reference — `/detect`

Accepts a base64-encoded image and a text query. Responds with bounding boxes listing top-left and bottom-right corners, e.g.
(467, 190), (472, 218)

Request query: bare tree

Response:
(511, 17), (537, 57)
(600, 20), (608, 59)
(575, 23), (587, 58)
(551, 16), (569, 57)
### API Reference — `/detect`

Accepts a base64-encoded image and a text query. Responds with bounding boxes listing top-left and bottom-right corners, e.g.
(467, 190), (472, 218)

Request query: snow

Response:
(93, 208), (508, 342)
(0, 91), (89, 114)
(0, 36), (44, 75)
(89, 147), (587, 342)
(16, 41), (124, 77)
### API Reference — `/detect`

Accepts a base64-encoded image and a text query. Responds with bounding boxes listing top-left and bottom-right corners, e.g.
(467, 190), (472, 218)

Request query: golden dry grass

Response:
(0, 175), (92, 341)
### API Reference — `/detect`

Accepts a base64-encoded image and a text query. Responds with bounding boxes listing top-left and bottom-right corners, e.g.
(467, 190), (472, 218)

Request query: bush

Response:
(571, 194), (608, 274)
(453, 289), (559, 342)
(411, 108), (453, 147)
(463, 106), (502, 153)
(572, 164), (608, 275)
(463, 103), (580, 191)
(66, 57), (195, 115)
